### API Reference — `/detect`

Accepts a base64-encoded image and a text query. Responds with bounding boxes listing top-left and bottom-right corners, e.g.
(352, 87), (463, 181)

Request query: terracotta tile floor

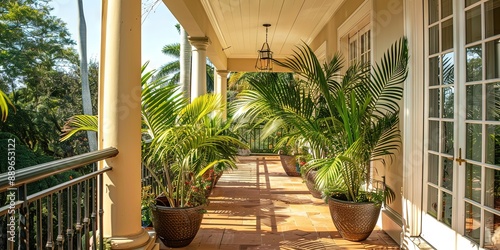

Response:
(160, 155), (400, 249)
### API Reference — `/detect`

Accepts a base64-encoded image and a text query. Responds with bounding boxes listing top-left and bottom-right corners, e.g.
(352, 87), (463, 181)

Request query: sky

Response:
(49, 0), (180, 72)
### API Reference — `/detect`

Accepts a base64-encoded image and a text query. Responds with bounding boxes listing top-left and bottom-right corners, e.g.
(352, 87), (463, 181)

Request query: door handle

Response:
(455, 148), (467, 165)
(444, 148), (467, 165)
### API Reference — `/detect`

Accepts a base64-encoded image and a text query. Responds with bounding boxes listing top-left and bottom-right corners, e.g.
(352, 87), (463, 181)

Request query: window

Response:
(338, 0), (371, 68)
(348, 25), (371, 66)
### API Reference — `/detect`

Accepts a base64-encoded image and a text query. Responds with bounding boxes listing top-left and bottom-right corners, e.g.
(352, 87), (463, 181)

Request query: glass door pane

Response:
(425, 0), (455, 232)
(462, 0), (500, 248)
(425, 0), (500, 248)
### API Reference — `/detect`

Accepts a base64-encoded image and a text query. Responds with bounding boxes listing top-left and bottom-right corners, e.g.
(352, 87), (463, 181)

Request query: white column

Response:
(189, 37), (209, 101)
(215, 70), (229, 119)
(99, 0), (153, 248)
(179, 28), (191, 99)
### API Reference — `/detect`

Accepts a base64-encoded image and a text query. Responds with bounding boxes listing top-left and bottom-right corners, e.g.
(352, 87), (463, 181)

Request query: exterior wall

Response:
(309, 0), (364, 56)
(372, 0), (405, 217)
(372, 0), (406, 244)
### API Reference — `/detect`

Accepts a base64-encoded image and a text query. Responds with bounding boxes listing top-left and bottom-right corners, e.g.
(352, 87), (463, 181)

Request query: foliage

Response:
(0, 132), (82, 193)
(231, 73), (302, 155)
(62, 65), (246, 208)
(1, 61), (99, 157)
(0, 89), (14, 122)
(0, 0), (98, 157)
(0, 0), (76, 91)
(141, 185), (155, 226)
(60, 115), (98, 142)
(233, 38), (409, 204)
(232, 72), (324, 160)
(142, 83), (246, 207)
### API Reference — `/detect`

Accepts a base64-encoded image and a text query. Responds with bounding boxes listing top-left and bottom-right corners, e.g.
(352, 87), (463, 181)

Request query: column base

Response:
(106, 228), (158, 250)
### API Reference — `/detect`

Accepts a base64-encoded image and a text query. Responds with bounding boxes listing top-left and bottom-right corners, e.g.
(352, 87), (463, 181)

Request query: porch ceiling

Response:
(162, 0), (346, 71)
(200, 0), (344, 59)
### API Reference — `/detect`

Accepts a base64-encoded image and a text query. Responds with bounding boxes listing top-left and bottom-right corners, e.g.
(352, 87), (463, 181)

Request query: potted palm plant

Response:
(61, 65), (246, 248)
(233, 38), (408, 241)
(136, 70), (246, 248)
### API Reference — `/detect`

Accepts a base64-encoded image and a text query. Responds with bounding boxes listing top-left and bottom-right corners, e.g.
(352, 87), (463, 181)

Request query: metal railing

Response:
(237, 124), (283, 153)
(0, 147), (118, 250)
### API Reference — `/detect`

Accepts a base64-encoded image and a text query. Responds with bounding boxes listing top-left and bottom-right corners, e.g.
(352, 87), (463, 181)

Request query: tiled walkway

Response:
(161, 155), (400, 249)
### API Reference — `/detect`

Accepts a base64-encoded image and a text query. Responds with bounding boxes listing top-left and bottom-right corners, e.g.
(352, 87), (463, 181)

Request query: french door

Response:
(423, 0), (500, 249)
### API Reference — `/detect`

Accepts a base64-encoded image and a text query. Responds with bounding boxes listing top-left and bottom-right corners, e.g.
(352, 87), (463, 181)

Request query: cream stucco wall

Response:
(372, 0), (405, 218)
(309, 0), (365, 57)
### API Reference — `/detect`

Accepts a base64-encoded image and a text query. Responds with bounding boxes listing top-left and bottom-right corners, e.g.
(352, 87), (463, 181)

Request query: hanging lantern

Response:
(255, 24), (273, 71)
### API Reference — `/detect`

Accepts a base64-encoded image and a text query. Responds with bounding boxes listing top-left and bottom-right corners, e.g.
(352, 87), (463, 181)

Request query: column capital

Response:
(188, 36), (210, 50)
(216, 70), (230, 77)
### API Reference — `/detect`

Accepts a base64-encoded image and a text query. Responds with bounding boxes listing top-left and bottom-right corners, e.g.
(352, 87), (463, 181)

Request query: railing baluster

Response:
(46, 195), (53, 249)
(7, 209), (14, 250)
(75, 183), (82, 250)
(67, 186), (74, 250)
(98, 174), (104, 250)
(37, 199), (43, 250)
(56, 191), (64, 250)
(83, 180), (90, 250)
(18, 184), (28, 249)
(91, 178), (97, 250)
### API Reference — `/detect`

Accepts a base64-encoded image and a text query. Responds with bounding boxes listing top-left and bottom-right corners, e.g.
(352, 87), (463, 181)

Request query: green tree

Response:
(0, 0), (76, 91)
(1, 61), (99, 157)
(0, 0), (99, 157)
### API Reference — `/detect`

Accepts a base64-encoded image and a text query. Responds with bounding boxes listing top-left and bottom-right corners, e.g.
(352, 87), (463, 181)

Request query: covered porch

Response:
(91, 0), (421, 249)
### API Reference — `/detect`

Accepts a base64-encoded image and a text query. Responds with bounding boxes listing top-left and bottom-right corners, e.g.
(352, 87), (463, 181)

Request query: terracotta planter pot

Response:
(151, 203), (205, 248)
(304, 170), (322, 199)
(328, 197), (381, 241)
(279, 155), (301, 176)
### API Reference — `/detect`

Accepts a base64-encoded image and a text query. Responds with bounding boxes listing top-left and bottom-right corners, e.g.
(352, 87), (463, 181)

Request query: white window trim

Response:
(337, 0), (372, 59)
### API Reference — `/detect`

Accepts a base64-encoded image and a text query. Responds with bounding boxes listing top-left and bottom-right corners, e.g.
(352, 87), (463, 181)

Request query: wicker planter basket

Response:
(279, 155), (301, 176)
(328, 197), (381, 241)
(304, 170), (322, 199)
(151, 203), (205, 248)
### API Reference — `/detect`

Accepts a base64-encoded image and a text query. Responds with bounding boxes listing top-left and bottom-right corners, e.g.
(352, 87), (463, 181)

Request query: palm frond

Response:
(60, 115), (98, 141)
(141, 79), (186, 138)
(0, 90), (14, 122)
(369, 37), (408, 115)
(162, 43), (180, 57)
(156, 61), (180, 79)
